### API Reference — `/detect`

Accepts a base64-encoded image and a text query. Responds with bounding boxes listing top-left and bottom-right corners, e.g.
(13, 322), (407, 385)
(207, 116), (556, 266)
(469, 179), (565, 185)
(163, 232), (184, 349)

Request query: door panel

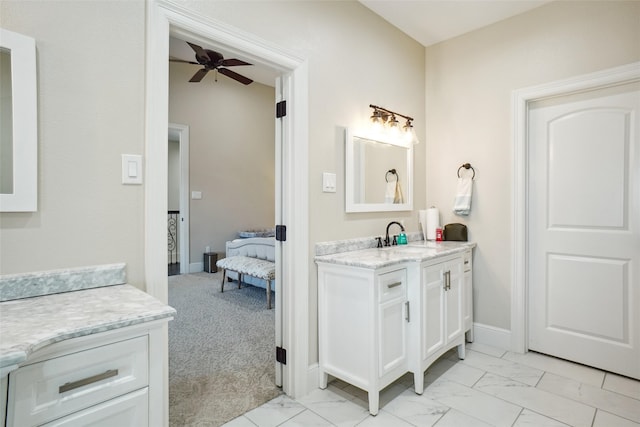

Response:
(528, 82), (640, 379)
(422, 263), (445, 359)
(547, 254), (628, 341)
(548, 109), (628, 229)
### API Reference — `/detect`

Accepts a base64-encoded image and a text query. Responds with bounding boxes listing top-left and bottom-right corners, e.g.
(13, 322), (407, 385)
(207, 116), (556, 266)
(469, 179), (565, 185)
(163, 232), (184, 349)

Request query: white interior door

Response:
(528, 81), (640, 379)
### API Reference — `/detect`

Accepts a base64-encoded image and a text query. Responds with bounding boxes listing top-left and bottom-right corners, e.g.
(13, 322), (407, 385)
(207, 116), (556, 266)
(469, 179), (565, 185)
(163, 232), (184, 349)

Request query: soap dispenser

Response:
(397, 232), (407, 245)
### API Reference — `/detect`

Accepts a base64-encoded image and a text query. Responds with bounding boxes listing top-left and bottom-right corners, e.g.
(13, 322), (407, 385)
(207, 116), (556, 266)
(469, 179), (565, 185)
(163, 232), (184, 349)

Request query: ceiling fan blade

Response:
(220, 58), (252, 67)
(218, 68), (253, 85)
(189, 68), (209, 82)
(169, 58), (200, 65)
(186, 42), (211, 62)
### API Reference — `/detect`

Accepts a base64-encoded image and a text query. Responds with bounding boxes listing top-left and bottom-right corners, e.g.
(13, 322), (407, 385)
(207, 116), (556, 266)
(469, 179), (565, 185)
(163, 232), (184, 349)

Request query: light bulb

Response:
(403, 120), (419, 145)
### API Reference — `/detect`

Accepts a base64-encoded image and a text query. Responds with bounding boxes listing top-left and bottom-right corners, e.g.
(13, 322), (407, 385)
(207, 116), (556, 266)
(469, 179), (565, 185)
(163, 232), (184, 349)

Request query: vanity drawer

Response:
(377, 268), (407, 302)
(8, 335), (148, 427)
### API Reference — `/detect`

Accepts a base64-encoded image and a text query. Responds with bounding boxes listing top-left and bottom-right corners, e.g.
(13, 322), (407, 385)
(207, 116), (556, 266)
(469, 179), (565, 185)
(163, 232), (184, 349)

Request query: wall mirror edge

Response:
(0, 27), (37, 213)
(345, 128), (413, 213)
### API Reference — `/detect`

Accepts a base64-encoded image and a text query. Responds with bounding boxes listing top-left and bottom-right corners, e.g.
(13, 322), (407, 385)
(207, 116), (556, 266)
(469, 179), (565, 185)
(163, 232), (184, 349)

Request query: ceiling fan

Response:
(170, 42), (253, 85)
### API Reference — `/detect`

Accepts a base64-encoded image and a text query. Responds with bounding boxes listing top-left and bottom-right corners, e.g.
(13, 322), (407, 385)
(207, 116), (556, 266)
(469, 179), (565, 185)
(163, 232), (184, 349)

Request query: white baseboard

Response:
(472, 322), (512, 351)
(189, 262), (203, 273)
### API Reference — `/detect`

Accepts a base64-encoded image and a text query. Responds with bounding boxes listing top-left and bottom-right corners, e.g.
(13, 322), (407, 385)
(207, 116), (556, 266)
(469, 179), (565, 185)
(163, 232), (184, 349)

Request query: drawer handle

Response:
(59, 369), (119, 394)
(464, 260), (469, 265)
(387, 281), (403, 289)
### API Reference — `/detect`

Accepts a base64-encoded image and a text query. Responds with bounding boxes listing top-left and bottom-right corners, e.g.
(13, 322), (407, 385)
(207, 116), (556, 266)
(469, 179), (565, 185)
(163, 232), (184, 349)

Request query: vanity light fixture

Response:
(369, 104), (419, 145)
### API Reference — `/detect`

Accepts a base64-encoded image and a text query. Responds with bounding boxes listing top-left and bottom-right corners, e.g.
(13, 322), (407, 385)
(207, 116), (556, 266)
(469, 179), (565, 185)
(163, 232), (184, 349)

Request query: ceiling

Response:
(168, 1), (551, 87)
(359, 0), (551, 47)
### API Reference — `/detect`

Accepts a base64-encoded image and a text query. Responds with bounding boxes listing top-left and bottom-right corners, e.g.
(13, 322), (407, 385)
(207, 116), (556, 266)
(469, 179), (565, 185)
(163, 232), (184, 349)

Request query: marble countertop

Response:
(315, 241), (476, 269)
(0, 284), (176, 375)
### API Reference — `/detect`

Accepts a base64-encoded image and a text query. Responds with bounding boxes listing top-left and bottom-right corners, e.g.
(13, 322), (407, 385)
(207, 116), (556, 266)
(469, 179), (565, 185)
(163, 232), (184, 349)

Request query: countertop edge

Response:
(0, 284), (176, 375)
(1, 309), (175, 374)
(315, 242), (476, 269)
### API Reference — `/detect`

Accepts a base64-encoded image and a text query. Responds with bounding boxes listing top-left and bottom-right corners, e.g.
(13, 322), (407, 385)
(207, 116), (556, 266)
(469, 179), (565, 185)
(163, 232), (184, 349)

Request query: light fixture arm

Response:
(369, 104), (413, 122)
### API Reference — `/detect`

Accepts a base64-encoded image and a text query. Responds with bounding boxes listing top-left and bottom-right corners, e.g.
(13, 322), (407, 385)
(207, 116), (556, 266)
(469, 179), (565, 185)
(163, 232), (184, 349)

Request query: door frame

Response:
(511, 61), (640, 353)
(168, 123), (189, 274)
(145, 0), (310, 398)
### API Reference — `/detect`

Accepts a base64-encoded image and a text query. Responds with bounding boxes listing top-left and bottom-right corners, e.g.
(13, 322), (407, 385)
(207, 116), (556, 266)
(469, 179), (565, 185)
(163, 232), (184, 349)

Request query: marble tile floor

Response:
(223, 343), (640, 427)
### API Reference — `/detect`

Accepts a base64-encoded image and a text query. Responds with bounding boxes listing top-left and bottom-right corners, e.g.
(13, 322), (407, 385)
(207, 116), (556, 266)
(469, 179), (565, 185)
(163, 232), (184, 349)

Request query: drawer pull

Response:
(464, 260), (469, 265)
(59, 369), (119, 394)
(387, 281), (403, 289)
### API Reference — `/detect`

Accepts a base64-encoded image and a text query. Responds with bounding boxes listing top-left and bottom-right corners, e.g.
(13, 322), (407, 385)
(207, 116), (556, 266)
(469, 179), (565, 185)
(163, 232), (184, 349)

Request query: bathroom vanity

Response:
(0, 264), (175, 427)
(316, 240), (474, 415)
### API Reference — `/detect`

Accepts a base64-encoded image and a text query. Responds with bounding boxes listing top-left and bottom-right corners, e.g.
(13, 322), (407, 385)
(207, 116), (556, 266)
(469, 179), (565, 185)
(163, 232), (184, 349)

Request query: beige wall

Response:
(425, 1), (640, 330)
(169, 62), (276, 260)
(0, 1), (146, 287)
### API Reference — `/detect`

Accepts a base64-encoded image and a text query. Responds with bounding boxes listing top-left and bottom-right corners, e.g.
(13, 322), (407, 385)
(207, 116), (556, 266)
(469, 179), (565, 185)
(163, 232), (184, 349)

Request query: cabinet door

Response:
(378, 297), (408, 377)
(445, 259), (464, 343)
(422, 262), (445, 359)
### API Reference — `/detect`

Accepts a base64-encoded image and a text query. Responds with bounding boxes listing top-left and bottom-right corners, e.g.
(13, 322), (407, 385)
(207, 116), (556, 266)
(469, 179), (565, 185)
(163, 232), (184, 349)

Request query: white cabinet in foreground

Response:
(5, 321), (167, 427)
(317, 249), (473, 415)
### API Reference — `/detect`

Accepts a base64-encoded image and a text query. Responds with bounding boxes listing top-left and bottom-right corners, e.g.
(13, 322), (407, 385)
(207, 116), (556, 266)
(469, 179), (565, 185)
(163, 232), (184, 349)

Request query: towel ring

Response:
(457, 163), (475, 180)
(386, 169), (399, 182)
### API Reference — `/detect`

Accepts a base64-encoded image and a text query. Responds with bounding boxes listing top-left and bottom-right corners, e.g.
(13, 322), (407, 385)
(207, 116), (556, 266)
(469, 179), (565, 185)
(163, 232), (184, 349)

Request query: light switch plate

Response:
(322, 172), (336, 193)
(121, 154), (142, 184)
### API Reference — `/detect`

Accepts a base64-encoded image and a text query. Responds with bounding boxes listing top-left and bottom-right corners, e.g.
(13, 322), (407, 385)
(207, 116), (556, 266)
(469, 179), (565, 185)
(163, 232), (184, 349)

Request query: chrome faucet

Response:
(384, 221), (405, 246)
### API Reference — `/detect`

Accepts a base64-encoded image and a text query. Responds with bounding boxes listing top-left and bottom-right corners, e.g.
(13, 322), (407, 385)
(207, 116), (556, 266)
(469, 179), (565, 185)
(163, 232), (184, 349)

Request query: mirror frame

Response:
(0, 28), (37, 212)
(345, 128), (413, 213)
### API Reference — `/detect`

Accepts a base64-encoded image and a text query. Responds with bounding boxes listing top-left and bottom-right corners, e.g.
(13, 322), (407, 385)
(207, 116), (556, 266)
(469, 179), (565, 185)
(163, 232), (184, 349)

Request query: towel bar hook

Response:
(457, 163), (475, 180)
(386, 169), (398, 182)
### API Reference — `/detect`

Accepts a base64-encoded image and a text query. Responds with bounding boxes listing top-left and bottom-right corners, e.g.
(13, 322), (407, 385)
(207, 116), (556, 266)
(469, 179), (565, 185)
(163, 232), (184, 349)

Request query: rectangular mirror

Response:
(0, 28), (37, 212)
(345, 128), (413, 212)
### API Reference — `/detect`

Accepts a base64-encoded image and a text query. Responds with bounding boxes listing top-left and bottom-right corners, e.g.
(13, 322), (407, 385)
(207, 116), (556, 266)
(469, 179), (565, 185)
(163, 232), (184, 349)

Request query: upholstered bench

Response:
(216, 255), (276, 309)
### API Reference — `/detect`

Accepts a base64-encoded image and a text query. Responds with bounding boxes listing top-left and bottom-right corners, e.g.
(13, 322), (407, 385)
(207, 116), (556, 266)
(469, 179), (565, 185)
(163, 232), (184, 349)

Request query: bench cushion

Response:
(216, 256), (275, 281)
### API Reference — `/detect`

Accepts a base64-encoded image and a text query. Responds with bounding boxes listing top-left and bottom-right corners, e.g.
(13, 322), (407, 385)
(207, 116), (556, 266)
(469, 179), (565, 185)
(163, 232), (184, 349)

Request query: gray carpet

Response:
(168, 272), (281, 427)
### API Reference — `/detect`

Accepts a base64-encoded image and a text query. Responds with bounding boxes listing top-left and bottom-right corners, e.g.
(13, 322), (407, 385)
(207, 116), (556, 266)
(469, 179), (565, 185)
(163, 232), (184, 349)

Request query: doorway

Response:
(512, 62), (640, 379)
(145, 0), (310, 402)
(168, 123), (189, 276)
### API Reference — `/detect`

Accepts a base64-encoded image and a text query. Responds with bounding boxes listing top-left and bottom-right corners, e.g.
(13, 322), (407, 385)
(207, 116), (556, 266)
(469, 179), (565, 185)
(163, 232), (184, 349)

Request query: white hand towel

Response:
(385, 182), (395, 204)
(453, 177), (473, 216)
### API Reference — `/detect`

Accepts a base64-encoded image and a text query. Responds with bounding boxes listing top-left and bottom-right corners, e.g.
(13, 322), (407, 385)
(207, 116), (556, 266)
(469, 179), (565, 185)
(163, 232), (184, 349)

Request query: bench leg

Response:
(221, 269), (226, 293)
(238, 273), (242, 289)
(267, 279), (272, 309)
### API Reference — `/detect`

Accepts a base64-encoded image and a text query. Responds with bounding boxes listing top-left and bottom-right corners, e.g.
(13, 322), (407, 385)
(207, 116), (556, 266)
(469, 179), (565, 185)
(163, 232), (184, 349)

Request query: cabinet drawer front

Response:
(378, 268), (407, 302)
(8, 336), (148, 427)
(40, 388), (148, 427)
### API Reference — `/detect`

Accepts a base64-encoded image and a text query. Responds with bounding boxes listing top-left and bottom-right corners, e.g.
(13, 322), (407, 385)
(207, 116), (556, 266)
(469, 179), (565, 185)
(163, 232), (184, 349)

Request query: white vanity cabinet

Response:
(4, 321), (167, 427)
(317, 263), (409, 416)
(317, 244), (474, 415)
